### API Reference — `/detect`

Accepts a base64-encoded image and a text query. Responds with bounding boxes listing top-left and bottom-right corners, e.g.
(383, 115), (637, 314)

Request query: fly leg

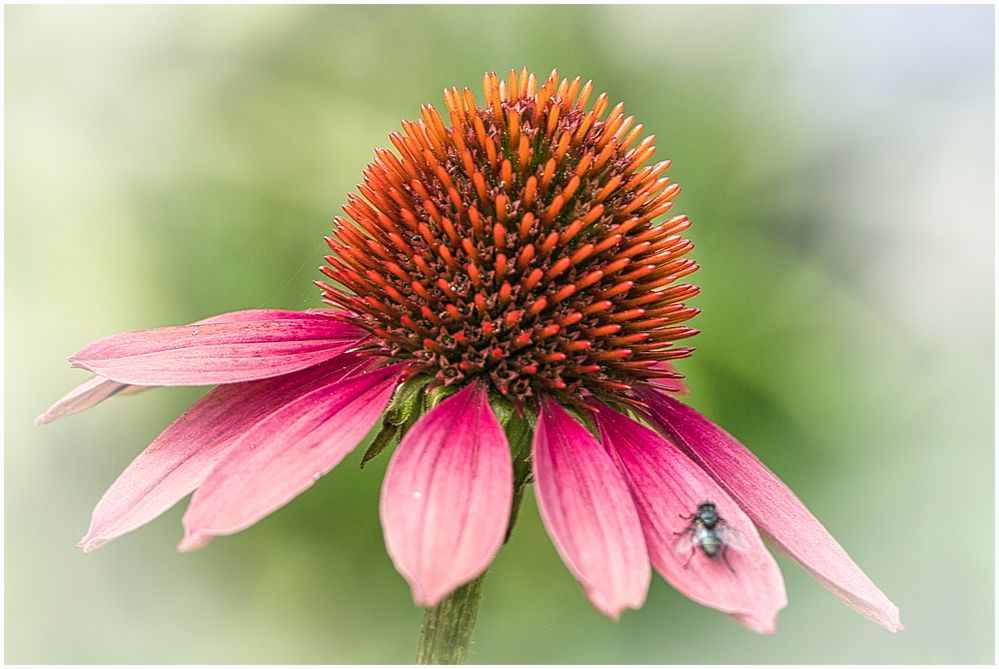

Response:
(683, 547), (696, 569)
(673, 526), (695, 568)
(721, 544), (736, 574)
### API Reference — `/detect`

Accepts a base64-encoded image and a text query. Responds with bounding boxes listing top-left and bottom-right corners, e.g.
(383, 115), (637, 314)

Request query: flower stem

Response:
(416, 572), (488, 664)
(416, 409), (533, 664)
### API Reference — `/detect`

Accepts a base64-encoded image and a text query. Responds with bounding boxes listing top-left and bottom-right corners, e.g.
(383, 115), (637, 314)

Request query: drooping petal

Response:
(77, 353), (368, 552)
(178, 363), (404, 551)
(35, 376), (146, 425)
(594, 402), (786, 634)
(380, 382), (512, 607)
(532, 397), (650, 619)
(40, 310), (334, 423)
(638, 388), (903, 632)
(70, 311), (368, 386)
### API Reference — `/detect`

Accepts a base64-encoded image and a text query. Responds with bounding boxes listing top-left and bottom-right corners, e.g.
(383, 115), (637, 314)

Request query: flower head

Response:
(41, 69), (901, 636)
(318, 69), (697, 411)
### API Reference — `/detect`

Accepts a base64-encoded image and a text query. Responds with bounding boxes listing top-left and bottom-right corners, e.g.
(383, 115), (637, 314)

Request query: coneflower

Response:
(40, 69), (901, 663)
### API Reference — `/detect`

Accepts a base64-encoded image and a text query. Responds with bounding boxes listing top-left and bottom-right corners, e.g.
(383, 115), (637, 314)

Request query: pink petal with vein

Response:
(638, 388), (903, 632)
(39, 311), (330, 424)
(179, 363), (404, 551)
(70, 311), (367, 386)
(77, 354), (368, 552)
(594, 403), (786, 633)
(196, 308), (339, 325)
(533, 397), (650, 619)
(380, 382), (512, 607)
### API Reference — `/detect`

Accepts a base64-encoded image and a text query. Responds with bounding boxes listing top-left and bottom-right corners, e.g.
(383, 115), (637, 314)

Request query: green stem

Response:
(416, 412), (533, 664)
(416, 572), (489, 664)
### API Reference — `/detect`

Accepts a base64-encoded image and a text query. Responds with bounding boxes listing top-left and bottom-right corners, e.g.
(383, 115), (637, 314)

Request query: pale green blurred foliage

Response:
(5, 5), (993, 663)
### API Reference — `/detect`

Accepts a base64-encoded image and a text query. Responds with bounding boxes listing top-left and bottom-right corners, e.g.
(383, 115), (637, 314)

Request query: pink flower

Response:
(41, 69), (901, 634)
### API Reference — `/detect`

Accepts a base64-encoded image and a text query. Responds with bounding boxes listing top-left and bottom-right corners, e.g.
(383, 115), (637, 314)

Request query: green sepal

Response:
(426, 383), (459, 409)
(359, 373), (431, 469)
(385, 373), (432, 426)
(489, 392), (535, 544)
(360, 422), (399, 469)
(487, 393), (516, 427)
(504, 414), (534, 543)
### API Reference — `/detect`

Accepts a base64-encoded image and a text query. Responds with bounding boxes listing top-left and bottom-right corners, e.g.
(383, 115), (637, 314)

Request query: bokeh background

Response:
(5, 4), (994, 664)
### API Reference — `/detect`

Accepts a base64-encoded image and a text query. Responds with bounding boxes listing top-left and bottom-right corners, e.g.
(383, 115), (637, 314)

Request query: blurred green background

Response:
(5, 4), (994, 664)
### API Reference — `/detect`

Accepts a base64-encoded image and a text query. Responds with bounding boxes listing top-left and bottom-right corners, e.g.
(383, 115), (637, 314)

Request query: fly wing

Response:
(672, 526), (697, 554)
(717, 522), (751, 552)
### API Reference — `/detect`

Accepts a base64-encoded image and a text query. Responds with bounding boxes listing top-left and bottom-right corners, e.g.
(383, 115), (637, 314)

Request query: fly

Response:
(673, 500), (748, 573)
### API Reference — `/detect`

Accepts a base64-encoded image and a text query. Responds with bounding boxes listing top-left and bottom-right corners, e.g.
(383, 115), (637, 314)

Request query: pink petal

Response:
(35, 376), (147, 425)
(195, 308), (341, 325)
(70, 311), (367, 386)
(638, 389), (903, 632)
(179, 363), (404, 551)
(77, 354), (368, 552)
(39, 310), (350, 424)
(594, 403), (786, 634)
(532, 397), (650, 619)
(380, 382), (512, 607)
